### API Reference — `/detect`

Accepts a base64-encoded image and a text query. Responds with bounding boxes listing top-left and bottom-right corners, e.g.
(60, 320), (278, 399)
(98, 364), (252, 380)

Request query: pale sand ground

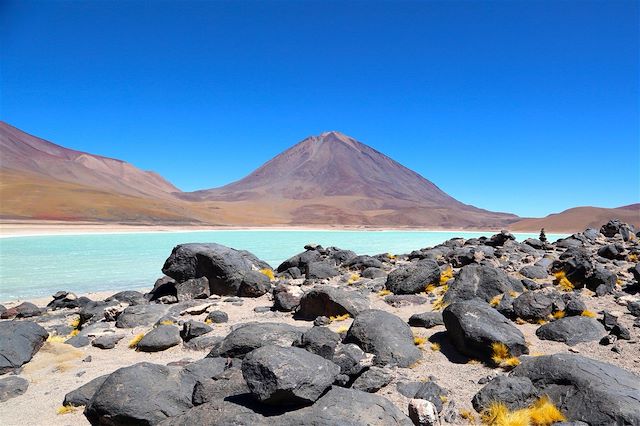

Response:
(1, 288), (638, 426)
(0, 220), (514, 238)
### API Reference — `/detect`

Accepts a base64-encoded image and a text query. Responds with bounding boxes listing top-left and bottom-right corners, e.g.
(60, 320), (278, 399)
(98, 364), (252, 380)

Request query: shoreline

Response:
(0, 220), (551, 238)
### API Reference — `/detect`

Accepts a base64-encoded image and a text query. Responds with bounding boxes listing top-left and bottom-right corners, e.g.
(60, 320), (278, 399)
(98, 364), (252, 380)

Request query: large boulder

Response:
(443, 264), (523, 304)
(175, 277), (210, 301)
(85, 362), (197, 425)
(64, 375), (109, 407)
(0, 320), (49, 374)
(600, 219), (635, 241)
(344, 309), (421, 367)
(512, 291), (555, 321)
(305, 261), (340, 280)
(535, 316), (606, 346)
(137, 325), (182, 352)
(408, 312), (444, 328)
(162, 243), (270, 296)
(277, 248), (323, 273)
(471, 375), (538, 412)
(207, 322), (306, 358)
(296, 286), (370, 320)
(115, 304), (169, 328)
(443, 299), (528, 361)
(273, 284), (303, 312)
(293, 326), (340, 359)
(511, 354), (640, 424)
(242, 345), (340, 405)
(385, 261), (441, 294)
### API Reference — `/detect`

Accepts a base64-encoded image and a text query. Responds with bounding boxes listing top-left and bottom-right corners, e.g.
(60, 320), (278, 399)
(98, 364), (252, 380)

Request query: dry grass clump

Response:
(47, 335), (68, 343)
(628, 253), (638, 262)
(377, 289), (392, 297)
(128, 333), (145, 348)
(480, 396), (565, 426)
(413, 336), (427, 347)
(347, 273), (360, 284)
(440, 266), (454, 284)
(552, 310), (565, 319)
(68, 317), (81, 329)
(490, 294), (504, 307)
(581, 310), (596, 318)
(336, 325), (349, 334)
(158, 319), (174, 326)
(460, 409), (477, 423)
(329, 314), (351, 322)
(204, 318), (213, 325)
(431, 296), (448, 311)
(259, 268), (275, 281)
(430, 342), (441, 352)
(386, 253), (396, 260)
(553, 271), (574, 292)
(56, 405), (78, 415)
(424, 283), (437, 293)
(491, 342), (520, 369)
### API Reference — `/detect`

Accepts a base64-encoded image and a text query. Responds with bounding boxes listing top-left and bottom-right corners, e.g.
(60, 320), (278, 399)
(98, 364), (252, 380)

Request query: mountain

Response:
(0, 121), (179, 199)
(182, 131), (519, 228)
(510, 204), (640, 233)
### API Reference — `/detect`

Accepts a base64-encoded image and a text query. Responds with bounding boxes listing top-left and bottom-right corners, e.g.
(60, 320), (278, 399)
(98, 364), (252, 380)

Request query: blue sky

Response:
(1, 0), (638, 217)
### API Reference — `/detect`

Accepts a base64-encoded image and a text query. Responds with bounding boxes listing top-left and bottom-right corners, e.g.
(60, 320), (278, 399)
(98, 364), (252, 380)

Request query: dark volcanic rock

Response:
(192, 368), (249, 406)
(344, 309), (421, 367)
(207, 322), (306, 358)
(385, 261), (441, 294)
(0, 376), (29, 402)
(519, 265), (549, 280)
(48, 291), (81, 310)
(0, 320), (48, 374)
(512, 291), (555, 321)
(64, 374), (108, 406)
(305, 260), (340, 280)
(238, 270), (271, 297)
(408, 312), (444, 328)
(443, 299), (528, 361)
(180, 320), (212, 342)
(511, 354), (640, 425)
(471, 375), (538, 412)
(536, 316), (606, 346)
(296, 286), (370, 319)
(91, 334), (124, 350)
(242, 345), (340, 405)
(137, 325), (182, 352)
(332, 343), (369, 377)
(293, 326), (340, 359)
(205, 310), (228, 323)
(175, 277), (210, 301)
(105, 290), (147, 306)
(397, 380), (447, 413)
(273, 284), (302, 312)
(443, 264), (523, 304)
(115, 304), (168, 328)
(601, 219), (635, 241)
(162, 243), (270, 296)
(351, 366), (393, 393)
(85, 362), (196, 425)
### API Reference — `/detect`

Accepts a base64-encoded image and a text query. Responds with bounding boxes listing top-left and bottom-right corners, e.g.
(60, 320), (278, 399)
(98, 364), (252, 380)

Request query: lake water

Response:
(0, 230), (567, 300)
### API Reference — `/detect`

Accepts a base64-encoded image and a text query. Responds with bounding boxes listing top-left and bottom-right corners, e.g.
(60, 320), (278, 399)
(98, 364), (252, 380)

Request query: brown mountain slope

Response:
(185, 131), (519, 228)
(510, 204), (640, 233)
(0, 121), (179, 199)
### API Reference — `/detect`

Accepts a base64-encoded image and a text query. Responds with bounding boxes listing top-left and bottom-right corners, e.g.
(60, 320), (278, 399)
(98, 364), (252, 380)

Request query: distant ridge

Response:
(510, 204), (640, 232)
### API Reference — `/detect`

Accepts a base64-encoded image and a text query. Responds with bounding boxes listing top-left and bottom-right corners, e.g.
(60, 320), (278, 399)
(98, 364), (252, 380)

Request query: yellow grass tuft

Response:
(490, 294), (504, 307)
(536, 318), (547, 325)
(386, 253), (396, 260)
(437, 284), (449, 295)
(336, 325), (349, 334)
(347, 273), (360, 285)
(440, 267), (454, 285)
(491, 342), (510, 364)
(128, 333), (145, 349)
(425, 284), (437, 293)
(467, 358), (481, 365)
(414, 336), (427, 347)
(329, 314), (351, 322)
(260, 268), (275, 281)
(439, 395), (448, 403)
(501, 356), (521, 368)
(554, 271), (574, 292)
(158, 320), (174, 326)
(515, 318), (526, 325)
(68, 329), (79, 337)
(47, 335), (68, 343)
(377, 289), (392, 297)
(431, 296), (448, 311)
(581, 310), (596, 318)
(628, 253), (638, 262)
(430, 342), (441, 352)
(56, 405), (78, 415)
(460, 409), (477, 423)
(204, 318), (213, 325)
(481, 396), (565, 426)
(509, 291), (519, 298)
(552, 310), (565, 319)
(68, 317), (81, 329)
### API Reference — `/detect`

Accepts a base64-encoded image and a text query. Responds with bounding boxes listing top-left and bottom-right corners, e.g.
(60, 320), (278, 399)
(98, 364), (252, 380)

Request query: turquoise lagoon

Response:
(0, 230), (567, 300)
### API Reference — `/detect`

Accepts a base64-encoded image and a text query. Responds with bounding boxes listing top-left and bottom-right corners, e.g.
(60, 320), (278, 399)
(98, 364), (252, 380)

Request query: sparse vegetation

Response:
(481, 396), (565, 426)
(204, 318), (213, 325)
(329, 314), (351, 322)
(414, 336), (427, 347)
(159, 320), (174, 326)
(430, 342), (441, 352)
(425, 284), (437, 293)
(431, 296), (448, 311)
(581, 310), (596, 318)
(552, 310), (565, 319)
(68, 317), (80, 329)
(377, 289), (392, 297)
(491, 342), (520, 369)
(553, 271), (574, 292)
(56, 405), (78, 415)
(440, 266), (454, 284)
(336, 325), (349, 334)
(260, 268), (276, 281)
(46, 335), (68, 343)
(490, 294), (503, 307)
(128, 333), (145, 348)
(628, 253), (638, 262)
(68, 329), (79, 337)
(460, 409), (477, 423)
(386, 253), (396, 260)
(347, 273), (360, 284)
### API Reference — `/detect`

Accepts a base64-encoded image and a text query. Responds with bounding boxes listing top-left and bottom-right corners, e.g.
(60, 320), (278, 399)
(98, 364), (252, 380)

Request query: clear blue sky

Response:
(1, 0), (638, 217)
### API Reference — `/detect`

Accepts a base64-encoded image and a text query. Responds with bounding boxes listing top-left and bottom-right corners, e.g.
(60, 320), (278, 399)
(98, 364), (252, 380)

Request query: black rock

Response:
(443, 299), (528, 361)
(272, 284), (302, 312)
(511, 353), (640, 425)
(105, 290), (147, 306)
(344, 309), (421, 367)
(238, 270), (271, 297)
(183, 334), (223, 351)
(444, 264), (523, 304)
(519, 265), (549, 280)
(385, 260), (441, 294)
(175, 277), (210, 301)
(512, 291), (555, 321)
(115, 304), (169, 328)
(205, 310), (228, 323)
(91, 334), (124, 350)
(207, 322), (306, 358)
(408, 312), (444, 328)
(242, 345), (340, 405)
(472, 375), (538, 412)
(332, 343), (369, 377)
(180, 320), (213, 342)
(63, 374), (108, 406)
(536, 316), (606, 346)
(351, 366), (393, 393)
(0, 376), (29, 402)
(305, 261), (340, 280)
(0, 320), (48, 374)
(296, 286), (370, 320)
(192, 368), (249, 406)
(137, 325), (182, 352)
(397, 380), (447, 413)
(293, 326), (340, 359)
(361, 267), (386, 279)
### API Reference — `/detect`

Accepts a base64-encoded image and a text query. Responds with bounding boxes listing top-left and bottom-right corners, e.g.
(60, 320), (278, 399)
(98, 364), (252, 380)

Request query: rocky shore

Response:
(1, 219), (639, 425)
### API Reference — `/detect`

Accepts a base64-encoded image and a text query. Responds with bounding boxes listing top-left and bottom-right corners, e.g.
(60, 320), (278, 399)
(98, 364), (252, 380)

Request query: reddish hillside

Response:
(510, 204), (640, 233)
